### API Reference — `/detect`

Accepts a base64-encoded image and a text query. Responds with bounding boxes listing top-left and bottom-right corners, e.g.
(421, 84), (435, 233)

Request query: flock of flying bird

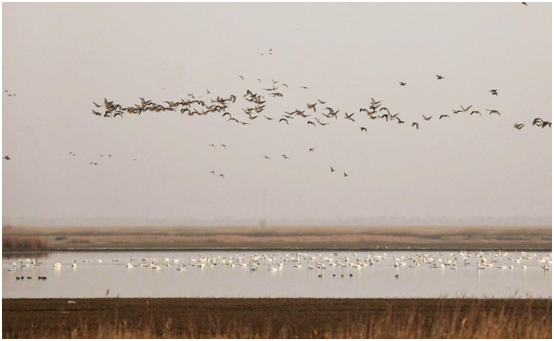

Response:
(80, 71), (553, 178)
(1, 3), (548, 167)
(88, 72), (551, 132)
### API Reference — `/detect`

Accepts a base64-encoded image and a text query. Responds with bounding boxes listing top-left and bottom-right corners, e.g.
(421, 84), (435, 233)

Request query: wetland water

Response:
(3, 250), (551, 298)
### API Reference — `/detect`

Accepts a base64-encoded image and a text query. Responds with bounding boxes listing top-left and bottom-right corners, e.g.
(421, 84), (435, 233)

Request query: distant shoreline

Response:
(3, 225), (551, 253)
(2, 246), (553, 253)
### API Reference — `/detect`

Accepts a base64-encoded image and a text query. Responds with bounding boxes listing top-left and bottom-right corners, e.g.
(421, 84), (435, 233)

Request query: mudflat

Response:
(3, 298), (552, 338)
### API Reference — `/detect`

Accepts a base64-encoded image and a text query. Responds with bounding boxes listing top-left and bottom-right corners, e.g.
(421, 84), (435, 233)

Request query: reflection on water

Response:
(2, 250), (552, 298)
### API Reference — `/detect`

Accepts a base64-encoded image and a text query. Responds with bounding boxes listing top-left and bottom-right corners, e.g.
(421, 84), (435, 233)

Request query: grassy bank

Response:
(2, 225), (552, 251)
(2, 298), (551, 338)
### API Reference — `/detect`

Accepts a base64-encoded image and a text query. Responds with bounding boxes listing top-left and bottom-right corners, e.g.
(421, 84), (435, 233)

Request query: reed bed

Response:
(3, 226), (551, 250)
(3, 298), (551, 338)
(2, 236), (49, 250)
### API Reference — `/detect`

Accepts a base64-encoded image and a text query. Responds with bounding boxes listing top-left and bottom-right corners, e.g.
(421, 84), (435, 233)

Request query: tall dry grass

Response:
(2, 235), (49, 250)
(4, 299), (551, 338)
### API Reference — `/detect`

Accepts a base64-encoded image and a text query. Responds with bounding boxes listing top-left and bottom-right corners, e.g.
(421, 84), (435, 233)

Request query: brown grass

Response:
(67, 237), (91, 244)
(2, 235), (50, 250)
(2, 225), (551, 251)
(2, 298), (551, 338)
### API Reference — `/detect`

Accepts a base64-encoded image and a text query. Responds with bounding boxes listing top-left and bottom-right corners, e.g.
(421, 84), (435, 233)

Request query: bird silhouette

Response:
(360, 127), (367, 132)
(399, 82), (407, 86)
(330, 167), (335, 172)
(486, 109), (501, 115)
(3, 155), (10, 161)
(344, 113), (355, 122)
(436, 75), (444, 80)
(307, 103), (317, 112)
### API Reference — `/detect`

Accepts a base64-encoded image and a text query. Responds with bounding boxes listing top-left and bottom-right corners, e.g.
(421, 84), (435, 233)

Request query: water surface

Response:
(3, 250), (551, 298)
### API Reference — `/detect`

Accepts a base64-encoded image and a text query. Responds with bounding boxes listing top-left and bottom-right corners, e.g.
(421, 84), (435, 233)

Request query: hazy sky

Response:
(2, 3), (552, 225)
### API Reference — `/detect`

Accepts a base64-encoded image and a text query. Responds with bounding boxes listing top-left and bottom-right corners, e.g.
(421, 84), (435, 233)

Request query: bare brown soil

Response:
(2, 298), (551, 338)
(2, 225), (551, 251)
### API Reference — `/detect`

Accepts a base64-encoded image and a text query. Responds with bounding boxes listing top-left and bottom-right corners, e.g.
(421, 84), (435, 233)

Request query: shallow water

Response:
(2, 250), (551, 298)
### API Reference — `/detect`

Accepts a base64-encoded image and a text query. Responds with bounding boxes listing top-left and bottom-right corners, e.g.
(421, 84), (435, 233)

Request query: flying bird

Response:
(3, 155), (10, 161)
(439, 115), (450, 119)
(343, 172), (348, 177)
(344, 113), (355, 122)
(282, 154), (290, 159)
(532, 118), (544, 126)
(422, 115), (432, 121)
(279, 118), (289, 125)
(360, 127), (367, 132)
(513, 123), (525, 130)
(330, 167), (335, 172)
(436, 75), (444, 80)
(399, 82), (407, 86)
(412, 122), (419, 129)
(486, 109), (501, 115)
